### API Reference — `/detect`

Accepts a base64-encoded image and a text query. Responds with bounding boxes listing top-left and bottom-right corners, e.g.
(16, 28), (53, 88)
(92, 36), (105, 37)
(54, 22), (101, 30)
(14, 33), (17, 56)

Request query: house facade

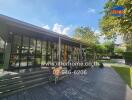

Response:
(0, 14), (89, 72)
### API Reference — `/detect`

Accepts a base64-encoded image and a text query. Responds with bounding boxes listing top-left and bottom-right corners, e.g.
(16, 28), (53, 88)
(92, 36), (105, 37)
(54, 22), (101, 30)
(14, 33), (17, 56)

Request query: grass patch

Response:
(111, 64), (129, 67)
(112, 65), (132, 88)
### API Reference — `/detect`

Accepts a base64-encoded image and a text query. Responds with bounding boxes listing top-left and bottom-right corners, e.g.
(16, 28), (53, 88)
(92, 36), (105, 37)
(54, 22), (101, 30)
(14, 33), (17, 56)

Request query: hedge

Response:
(123, 52), (132, 59)
(123, 52), (132, 65)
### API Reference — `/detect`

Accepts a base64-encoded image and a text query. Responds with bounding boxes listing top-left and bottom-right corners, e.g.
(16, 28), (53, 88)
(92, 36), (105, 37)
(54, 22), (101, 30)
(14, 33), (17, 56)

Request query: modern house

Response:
(0, 14), (88, 72)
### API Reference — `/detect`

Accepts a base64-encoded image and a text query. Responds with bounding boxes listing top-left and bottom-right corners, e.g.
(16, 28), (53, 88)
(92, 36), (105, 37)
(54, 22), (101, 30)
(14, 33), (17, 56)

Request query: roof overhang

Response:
(0, 14), (88, 47)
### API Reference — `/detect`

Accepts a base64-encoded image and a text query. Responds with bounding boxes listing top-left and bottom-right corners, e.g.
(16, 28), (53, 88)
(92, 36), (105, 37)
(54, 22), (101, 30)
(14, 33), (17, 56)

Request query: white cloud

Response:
(62, 27), (70, 35)
(52, 23), (63, 34)
(41, 23), (71, 35)
(87, 8), (96, 13)
(52, 23), (70, 35)
(42, 25), (50, 30)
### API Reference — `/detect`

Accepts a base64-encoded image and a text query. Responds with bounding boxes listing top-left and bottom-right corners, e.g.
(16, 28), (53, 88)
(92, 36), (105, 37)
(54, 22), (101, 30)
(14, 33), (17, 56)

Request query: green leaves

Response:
(73, 27), (98, 46)
(100, 0), (132, 50)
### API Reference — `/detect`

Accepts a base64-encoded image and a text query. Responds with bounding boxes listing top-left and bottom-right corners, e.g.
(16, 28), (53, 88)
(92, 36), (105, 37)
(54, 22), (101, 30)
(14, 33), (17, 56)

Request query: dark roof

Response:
(0, 14), (88, 47)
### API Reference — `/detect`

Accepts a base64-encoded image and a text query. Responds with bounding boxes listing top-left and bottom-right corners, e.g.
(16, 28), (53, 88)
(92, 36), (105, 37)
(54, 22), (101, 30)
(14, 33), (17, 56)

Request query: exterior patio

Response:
(1, 67), (132, 100)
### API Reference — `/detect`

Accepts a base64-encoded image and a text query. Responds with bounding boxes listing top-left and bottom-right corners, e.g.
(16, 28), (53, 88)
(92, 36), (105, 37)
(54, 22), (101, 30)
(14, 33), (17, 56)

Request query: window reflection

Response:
(46, 42), (52, 63)
(29, 39), (36, 66)
(9, 35), (49, 68)
(61, 44), (65, 63)
(67, 45), (72, 61)
(35, 40), (41, 66)
(20, 36), (29, 67)
(41, 41), (46, 65)
(53, 43), (58, 63)
(73, 47), (79, 62)
(9, 34), (81, 69)
(10, 35), (21, 67)
(0, 36), (5, 68)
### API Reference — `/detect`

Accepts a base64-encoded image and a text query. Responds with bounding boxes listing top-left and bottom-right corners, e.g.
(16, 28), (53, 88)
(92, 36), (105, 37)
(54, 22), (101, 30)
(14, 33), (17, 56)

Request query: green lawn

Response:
(111, 63), (129, 67)
(112, 65), (132, 88)
(97, 59), (116, 63)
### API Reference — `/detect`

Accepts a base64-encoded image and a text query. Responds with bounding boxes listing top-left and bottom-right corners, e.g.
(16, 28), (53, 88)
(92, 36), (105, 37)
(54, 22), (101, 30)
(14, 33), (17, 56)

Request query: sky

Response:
(0, 0), (123, 43)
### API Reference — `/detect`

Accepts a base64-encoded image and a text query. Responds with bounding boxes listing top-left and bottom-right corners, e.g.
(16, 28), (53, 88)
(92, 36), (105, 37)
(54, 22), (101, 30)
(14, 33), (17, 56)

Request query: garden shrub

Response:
(123, 52), (132, 65)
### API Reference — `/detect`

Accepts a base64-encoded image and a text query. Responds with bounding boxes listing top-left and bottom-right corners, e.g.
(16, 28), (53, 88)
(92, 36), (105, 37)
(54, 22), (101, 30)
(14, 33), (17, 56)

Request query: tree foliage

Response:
(73, 27), (98, 46)
(100, 0), (132, 49)
(114, 47), (125, 56)
(103, 41), (115, 55)
(95, 41), (115, 58)
(73, 27), (99, 61)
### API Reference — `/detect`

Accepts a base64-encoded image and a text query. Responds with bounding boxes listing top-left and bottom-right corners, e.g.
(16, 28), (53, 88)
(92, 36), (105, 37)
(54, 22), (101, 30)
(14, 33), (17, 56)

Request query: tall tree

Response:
(103, 41), (115, 56)
(73, 27), (98, 46)
(73, 27), (99, 62)
(100, 0), (132, 50)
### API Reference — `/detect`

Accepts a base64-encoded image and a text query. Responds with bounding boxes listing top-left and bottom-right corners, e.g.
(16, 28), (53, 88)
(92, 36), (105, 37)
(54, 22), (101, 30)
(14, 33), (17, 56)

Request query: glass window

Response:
(35, 40), (41, 65)
(0, 36), (5, 68)
(11, 35), (21, 55)
(64, 45), (68, 62)
(77, 48), (80, 62)
(10, 35), (21, 67)
(20, 36), (29, 67)
(61, 44), (65, 63)
(53, 43), (58, 63)
(46, 41), (52, 63)
(41, 41), (46, 65)
(0, 37), (5, 48)
(36, 40), (41, 57)
(9, 35), (47, 68)
(73, 47), (78, 62)
(67, 45), (72, 61)
(29, 38), (36, 66)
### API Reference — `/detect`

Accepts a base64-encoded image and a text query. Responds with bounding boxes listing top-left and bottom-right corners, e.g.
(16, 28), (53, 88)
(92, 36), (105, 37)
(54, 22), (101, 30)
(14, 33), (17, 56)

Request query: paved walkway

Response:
(3, 67), (132, 100)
